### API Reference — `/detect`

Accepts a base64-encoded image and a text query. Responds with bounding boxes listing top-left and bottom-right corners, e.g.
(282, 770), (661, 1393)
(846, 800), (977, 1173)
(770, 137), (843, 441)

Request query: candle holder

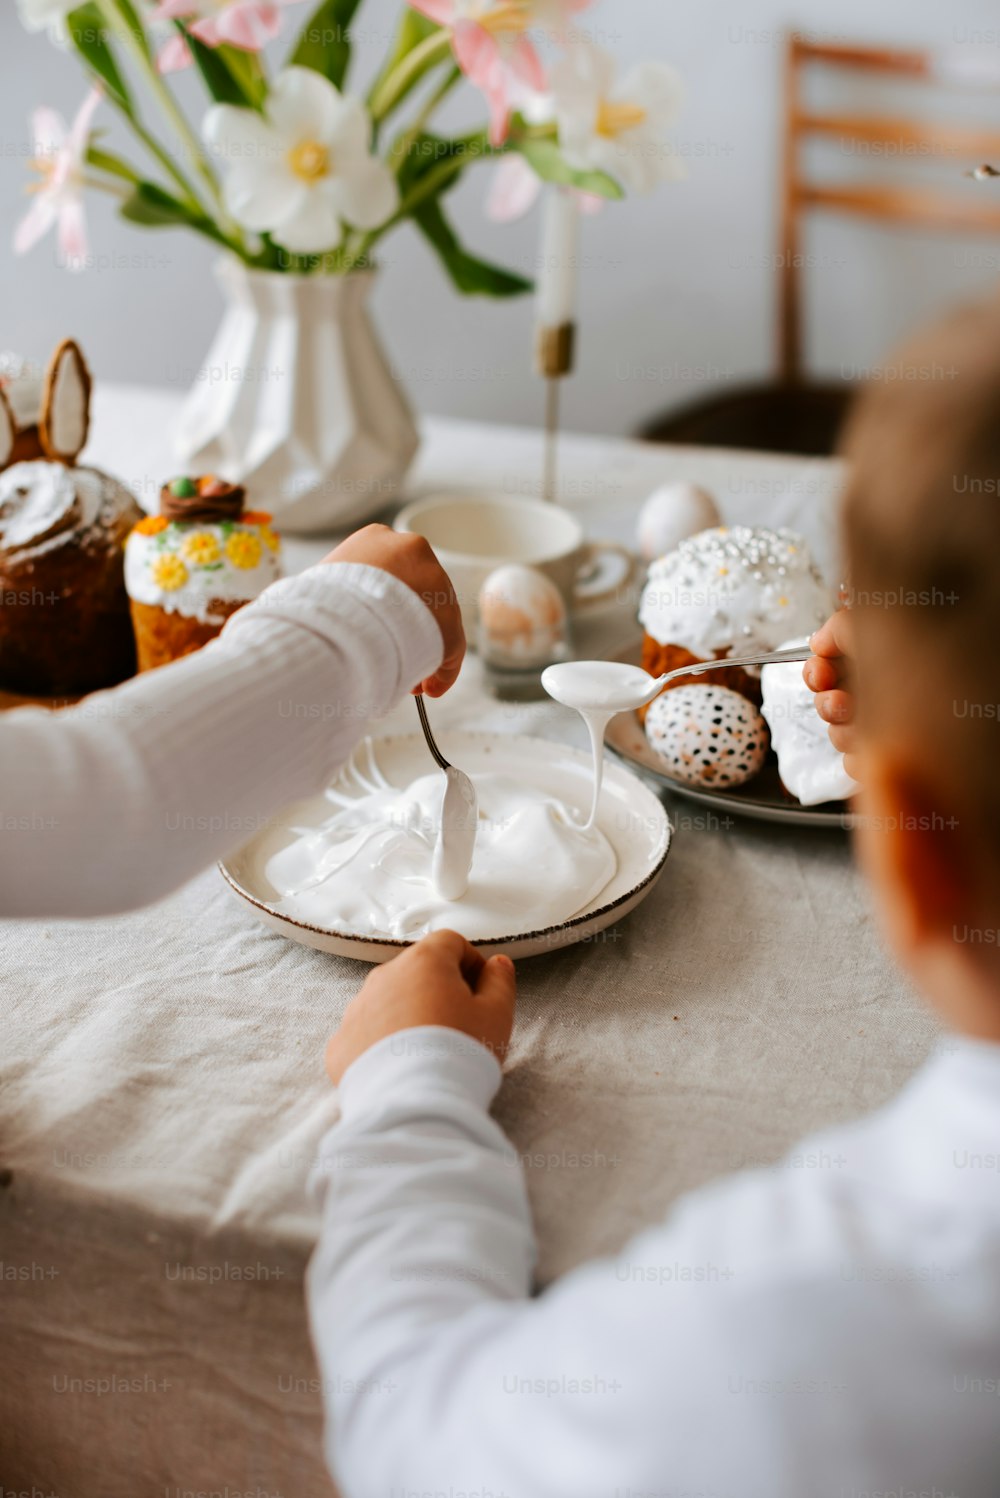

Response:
(535, 322), (576, 503)
(535, 186), (582, 503)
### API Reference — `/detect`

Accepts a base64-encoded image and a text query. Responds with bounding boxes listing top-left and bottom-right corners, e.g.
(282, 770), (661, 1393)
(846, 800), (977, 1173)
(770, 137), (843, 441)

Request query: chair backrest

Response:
(780, 35), (1000, 382)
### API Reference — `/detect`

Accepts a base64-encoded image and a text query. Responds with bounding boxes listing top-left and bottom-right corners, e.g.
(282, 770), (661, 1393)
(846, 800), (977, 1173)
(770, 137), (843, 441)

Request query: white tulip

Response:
(551, 43), (685, 193)
(17, 0), (73, 42)
(204, 68), (399, 255)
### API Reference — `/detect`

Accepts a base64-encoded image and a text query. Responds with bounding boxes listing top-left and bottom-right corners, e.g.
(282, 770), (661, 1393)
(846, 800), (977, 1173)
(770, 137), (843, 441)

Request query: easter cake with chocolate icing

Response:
(0, 339), (143, 696)
(125, 475), (282, 671)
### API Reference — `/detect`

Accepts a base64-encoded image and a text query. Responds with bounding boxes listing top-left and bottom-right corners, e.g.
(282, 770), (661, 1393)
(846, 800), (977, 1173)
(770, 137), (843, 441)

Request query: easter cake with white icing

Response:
(125, 475), (281, 672)
(637, 524), (831, 720)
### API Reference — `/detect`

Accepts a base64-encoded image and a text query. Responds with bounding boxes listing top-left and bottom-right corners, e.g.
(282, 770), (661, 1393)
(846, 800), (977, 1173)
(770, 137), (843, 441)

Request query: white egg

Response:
(645, 684), (769, 789)
(636, 483), (721, 562)
(478, 564), (567, 663)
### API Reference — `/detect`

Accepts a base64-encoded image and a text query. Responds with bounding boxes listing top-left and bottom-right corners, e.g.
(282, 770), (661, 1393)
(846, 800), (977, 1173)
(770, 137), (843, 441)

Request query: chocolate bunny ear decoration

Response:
(0, 385), (14, 471)
(38, 339), (91, 467)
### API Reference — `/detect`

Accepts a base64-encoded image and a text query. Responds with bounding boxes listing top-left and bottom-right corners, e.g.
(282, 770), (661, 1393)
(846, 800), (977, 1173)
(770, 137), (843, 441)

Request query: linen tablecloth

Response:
(0, 391), (939, 1497)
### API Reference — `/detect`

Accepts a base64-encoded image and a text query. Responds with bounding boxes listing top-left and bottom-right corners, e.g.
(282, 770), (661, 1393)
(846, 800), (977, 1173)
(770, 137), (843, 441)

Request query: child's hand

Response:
(803, 610), (861, 781)
(326, 931), (517, 1085)
(323, 525), (465, 696)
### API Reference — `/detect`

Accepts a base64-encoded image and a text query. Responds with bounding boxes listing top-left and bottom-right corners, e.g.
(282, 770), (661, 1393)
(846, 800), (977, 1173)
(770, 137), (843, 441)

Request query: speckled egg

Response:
(636, 483), (721, 563)
(644, 684), (769, 789)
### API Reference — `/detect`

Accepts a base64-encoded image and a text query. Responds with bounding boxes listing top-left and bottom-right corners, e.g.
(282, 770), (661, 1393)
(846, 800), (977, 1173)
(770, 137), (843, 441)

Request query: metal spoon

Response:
(542, 645), (814, 718)
(414, 695), (478, 901)
(651, 643), (814, 694)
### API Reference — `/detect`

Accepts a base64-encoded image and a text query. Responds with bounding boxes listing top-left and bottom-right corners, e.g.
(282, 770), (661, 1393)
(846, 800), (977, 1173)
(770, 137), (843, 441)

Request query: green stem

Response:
(389, 64), (462, 171)
(87, 144), (141, 185)
(369, 29), (454, 123)
(83, 173), (130, 200)
(130, 114), (204, 210)
(95, 0), (240, 240)
(358, 130), (496, 259)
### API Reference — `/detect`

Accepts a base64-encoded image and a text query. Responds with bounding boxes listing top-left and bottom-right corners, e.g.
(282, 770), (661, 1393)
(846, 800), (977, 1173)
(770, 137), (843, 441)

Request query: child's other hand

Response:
(323, 525), (465, 696)
(326, 931), (517, 1085)
(803, 610), (861, 781)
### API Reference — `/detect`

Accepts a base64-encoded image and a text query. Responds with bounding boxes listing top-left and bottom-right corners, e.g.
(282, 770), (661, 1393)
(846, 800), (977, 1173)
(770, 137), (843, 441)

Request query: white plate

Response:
(220, 731), (673, 962)
(604, 642), (851, 830)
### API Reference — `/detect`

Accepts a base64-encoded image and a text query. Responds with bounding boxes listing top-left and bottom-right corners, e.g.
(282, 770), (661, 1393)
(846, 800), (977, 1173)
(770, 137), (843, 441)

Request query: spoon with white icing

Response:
(414, 694), (478, 901)
(542, 647), (814, 830)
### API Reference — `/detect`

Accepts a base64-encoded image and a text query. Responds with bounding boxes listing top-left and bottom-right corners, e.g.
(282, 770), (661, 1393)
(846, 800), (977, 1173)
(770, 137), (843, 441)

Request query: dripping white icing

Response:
(0, 462), (134, 560)
(0, 462), (79, 551)
(264, 742), (617, 941)
(760, 637), (861, 806)
(541, 661), (660, 829)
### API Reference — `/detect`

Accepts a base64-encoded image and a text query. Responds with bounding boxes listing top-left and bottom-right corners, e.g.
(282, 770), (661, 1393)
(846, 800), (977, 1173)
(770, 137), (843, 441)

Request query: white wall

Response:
(3, 0), (1000, 435)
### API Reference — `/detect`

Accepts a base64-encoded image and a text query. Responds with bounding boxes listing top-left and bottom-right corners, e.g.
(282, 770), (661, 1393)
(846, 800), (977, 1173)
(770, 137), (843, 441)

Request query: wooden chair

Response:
(642, 35), (1000, 456)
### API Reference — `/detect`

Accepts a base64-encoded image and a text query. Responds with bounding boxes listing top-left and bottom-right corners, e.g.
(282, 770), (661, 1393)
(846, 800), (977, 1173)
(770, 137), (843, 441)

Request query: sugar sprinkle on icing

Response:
(639, 524), (831, 663)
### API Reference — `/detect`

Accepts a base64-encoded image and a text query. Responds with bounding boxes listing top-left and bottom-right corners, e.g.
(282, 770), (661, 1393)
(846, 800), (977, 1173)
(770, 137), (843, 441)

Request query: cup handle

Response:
(572, 541), (638, 611)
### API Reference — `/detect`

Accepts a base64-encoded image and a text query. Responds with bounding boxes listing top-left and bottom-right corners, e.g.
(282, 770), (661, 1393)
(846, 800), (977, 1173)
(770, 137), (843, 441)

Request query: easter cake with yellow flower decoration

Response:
(125, 475), (282, 672)
(636, 525), (830, 722)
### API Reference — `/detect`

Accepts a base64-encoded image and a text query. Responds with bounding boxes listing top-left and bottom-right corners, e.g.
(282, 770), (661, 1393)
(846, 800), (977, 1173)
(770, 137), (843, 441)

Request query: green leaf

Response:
(111, 0), (152, 62)
(119, 182), (228, 246)
(513, 136), (624, 200)
(86, 143), (142, 186)
(371, 7), (440, 92)
(182, 28), (263, 107)
(67, 4), (132, 113)
(222, 45), (268, 106)
(412, 199), (532, 297)
(397, 129), (468, 192)
(367, 12), (449, 123)
(288, 0), (363, 89)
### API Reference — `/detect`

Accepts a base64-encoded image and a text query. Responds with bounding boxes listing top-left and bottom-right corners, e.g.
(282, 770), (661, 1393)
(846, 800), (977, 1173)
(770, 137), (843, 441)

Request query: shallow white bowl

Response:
(220, 731), (672, 962)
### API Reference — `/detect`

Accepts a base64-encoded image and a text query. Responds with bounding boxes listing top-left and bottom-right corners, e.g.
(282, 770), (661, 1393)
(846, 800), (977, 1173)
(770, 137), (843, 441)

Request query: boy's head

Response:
(841, 301), (1000, 1034)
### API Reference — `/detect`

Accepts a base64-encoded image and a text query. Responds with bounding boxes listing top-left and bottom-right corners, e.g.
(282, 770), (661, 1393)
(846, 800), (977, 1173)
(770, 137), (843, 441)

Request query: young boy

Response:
(308, 302), (1000, 1498)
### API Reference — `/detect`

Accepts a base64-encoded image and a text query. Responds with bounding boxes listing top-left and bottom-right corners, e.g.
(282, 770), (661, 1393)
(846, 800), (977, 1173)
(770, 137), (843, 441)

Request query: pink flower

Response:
(485, 152), (603, 221)
(151, 0), (302, 70)
(410, 1), (553, 146)
(14, 89), (101, 273)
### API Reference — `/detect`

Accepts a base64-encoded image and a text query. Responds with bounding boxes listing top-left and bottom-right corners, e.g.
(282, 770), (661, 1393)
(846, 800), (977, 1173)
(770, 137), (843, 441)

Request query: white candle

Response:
(537, 186), (580, 330)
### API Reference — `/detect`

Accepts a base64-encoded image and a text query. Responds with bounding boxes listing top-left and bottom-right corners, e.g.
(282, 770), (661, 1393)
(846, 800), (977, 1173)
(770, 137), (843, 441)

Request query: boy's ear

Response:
(858, 753), (968, 955)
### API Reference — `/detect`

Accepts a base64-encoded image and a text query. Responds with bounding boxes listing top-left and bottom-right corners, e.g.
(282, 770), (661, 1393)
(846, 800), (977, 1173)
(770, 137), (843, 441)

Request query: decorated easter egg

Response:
(478, 564), (567, 663)
(644, 684), (769, 789)
(636, 483), (721, 563)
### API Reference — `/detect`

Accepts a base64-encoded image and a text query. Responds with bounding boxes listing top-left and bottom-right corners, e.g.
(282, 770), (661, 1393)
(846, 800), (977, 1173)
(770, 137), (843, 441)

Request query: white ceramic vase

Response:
(174, 258), (419, 534)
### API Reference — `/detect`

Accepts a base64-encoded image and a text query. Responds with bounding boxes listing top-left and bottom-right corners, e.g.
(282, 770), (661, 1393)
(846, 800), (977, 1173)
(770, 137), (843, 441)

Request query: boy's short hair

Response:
(841, 301), (1000, 853)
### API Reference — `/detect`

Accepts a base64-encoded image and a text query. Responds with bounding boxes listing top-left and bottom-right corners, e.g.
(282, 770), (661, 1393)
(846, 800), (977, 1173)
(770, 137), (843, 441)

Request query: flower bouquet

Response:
(15, 0), (683, 527)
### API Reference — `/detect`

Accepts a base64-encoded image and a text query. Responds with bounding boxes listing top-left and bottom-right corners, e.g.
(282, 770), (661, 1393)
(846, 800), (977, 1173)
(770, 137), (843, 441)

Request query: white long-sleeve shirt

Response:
(0, 562), (442, 916)
(308, 1027), (1000, 1498)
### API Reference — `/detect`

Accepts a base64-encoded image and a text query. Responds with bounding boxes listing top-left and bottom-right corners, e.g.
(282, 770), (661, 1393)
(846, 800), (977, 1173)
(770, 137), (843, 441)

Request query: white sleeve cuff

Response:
(335, 1026), (504, 1126)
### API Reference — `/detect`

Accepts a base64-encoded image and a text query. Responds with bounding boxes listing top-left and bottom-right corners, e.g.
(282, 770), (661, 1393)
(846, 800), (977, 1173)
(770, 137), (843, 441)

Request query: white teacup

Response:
(394, 491), (636, 636)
